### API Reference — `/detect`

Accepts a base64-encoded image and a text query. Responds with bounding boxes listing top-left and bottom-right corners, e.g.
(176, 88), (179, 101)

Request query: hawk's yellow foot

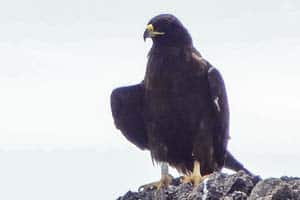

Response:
(138, 162), (172, 191)
(181, 160), (209, 186)
(138, 174), (172, 191)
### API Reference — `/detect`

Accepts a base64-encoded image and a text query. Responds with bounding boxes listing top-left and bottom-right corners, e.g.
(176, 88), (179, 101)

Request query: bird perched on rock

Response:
(111, 14), (251, 190)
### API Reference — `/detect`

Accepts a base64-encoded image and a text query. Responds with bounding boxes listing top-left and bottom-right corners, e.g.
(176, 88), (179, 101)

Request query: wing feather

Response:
(110, 84), (148, 150)
(207, 64), (230, 166)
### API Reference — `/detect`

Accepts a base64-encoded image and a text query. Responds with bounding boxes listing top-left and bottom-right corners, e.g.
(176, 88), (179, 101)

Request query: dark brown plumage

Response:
(111, 14), (251, 177)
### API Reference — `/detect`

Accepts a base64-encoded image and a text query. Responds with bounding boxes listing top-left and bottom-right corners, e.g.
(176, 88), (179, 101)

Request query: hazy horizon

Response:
(1, 0), (300, 199)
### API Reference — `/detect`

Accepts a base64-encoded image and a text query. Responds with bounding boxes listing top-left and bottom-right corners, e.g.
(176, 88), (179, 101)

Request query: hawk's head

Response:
(143, 14), (192, 47)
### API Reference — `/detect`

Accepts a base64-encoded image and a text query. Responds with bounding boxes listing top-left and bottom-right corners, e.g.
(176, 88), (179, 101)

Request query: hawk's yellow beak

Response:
(143, 24), (165, 41)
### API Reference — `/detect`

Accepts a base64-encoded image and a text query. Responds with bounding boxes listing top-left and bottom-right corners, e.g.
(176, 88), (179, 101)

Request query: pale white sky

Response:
(0, 0), (300, 199)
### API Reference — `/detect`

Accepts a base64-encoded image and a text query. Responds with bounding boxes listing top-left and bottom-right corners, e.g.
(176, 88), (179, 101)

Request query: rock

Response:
(249, 176), (300, 200)
(117, 172), (300, 199)
(117, 171), (265, 200)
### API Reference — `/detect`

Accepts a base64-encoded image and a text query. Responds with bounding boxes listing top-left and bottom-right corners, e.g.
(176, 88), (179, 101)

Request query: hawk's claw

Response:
(138, 174), (173, 192)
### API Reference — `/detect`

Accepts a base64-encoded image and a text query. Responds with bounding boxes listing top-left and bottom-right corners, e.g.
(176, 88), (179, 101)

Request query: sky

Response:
(0, 0), (300, 199)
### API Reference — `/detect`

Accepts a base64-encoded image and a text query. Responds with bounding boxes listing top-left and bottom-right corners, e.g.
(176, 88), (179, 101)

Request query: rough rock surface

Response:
(117, 171), (300, 200)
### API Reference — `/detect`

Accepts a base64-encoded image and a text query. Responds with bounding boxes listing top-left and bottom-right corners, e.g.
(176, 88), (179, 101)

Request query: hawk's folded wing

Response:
(110, 84), (148, 150)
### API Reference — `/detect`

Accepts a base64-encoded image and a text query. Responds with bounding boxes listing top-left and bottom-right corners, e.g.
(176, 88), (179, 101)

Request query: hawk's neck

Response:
(149, 44), (196, 57)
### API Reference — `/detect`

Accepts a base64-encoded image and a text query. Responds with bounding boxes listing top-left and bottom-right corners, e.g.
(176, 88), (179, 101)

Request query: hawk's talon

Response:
(138, 174), (173, 192)
(180, 160), (209, 187)
(181, 174), (209, 186)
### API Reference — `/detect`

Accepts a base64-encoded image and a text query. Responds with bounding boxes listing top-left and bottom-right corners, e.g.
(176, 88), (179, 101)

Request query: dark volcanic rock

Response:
(117, 171), (268, 200)
(249, 176), (300, 200)
(118, 172), (300, 200)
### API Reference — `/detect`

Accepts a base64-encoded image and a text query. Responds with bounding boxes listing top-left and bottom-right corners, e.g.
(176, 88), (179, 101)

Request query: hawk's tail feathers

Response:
(224, 151), (252, 175)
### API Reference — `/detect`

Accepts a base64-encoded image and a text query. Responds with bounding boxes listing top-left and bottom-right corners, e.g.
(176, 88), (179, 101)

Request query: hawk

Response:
(111, 14), (251, 189)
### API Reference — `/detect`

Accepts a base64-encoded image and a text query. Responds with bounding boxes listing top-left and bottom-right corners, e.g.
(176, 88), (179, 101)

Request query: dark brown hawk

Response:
(111, 14), (251, 189)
